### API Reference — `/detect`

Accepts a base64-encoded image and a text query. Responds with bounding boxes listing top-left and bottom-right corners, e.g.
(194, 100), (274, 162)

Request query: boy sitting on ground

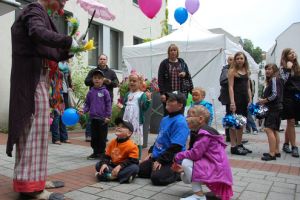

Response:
(95, 118), (139, 183)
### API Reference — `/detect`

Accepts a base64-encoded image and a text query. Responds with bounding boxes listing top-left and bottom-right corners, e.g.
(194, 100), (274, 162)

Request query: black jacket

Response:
(85, 65), (119, 101)
(158, 58), (193, 97)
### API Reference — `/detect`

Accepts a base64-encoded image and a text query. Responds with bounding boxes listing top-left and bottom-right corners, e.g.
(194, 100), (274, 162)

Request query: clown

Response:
(7, 0), (80, 199)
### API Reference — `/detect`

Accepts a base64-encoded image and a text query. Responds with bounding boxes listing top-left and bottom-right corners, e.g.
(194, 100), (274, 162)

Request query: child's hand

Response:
(287, 61), (293, 69)
(77, 109), (84, 116)
(178, 72), (186, 78)
(112, 165), (121, 177)
(116, 102), (123, 109)
(145, 90), (152, 101)
(104, 118), (110, 124)
(171, 162), (183, 173)
(143, 153), (152, 161)
(99, 164), (108, 175)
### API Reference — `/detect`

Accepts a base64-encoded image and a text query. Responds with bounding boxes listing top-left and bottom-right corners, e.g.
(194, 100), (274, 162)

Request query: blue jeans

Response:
(50, 110), (68, 143)
(246, 112), (258, 132)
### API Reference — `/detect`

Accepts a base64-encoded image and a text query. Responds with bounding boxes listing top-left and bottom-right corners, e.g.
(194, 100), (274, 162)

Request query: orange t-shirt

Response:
(105, 138), (139, 165)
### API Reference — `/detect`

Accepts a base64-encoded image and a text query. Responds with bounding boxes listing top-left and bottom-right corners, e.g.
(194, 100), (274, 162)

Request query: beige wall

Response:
(0, 1), (165, 129)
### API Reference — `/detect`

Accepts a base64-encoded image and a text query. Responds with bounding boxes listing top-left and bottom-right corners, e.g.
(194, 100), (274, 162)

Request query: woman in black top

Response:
(259, 64), (283, 161)
(280, 48), (300, 157)
(228, 52), (252, 155)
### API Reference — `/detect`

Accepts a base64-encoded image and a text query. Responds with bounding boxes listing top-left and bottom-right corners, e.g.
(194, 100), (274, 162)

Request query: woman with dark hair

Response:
(280, 48), (300, 157)
(228, 52), (252, 155)
(158, 44), (193, 115)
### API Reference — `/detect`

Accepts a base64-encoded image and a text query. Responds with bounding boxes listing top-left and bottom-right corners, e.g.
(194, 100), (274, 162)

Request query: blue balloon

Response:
(62, 108), (79, 126)
(174, 7), (188, 25)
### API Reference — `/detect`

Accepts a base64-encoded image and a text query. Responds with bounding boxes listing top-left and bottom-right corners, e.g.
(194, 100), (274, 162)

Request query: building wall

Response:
(266, 23), (300, 65)
(0, 0), (165, 129)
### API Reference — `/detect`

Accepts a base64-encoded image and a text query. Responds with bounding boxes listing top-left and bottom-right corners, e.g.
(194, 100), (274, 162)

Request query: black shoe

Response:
(261, 153), (276, 161)
(240, 144), (252, 153)
(263, 152), (281, 158)
(282, 143), (292, 153)
(242, 140), (248, 144)
(292, 146), (299, 157)
(231, 146), (247, 155)
(87, 153), (99, 160)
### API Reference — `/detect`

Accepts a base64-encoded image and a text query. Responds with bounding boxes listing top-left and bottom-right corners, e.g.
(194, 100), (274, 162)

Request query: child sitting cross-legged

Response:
(95, 118), (139, 184)
(172, 105), (233, 200)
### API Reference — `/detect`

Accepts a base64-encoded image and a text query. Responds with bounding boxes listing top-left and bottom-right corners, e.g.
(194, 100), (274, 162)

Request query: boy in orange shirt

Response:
(95, 118), (139, 183)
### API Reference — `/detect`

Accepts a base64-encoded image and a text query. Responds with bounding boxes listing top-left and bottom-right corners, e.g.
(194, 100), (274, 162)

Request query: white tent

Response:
(122, 20), (259, 127)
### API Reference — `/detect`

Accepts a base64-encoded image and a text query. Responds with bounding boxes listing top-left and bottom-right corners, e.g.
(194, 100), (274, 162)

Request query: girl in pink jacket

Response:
(172, 105), (233, 200)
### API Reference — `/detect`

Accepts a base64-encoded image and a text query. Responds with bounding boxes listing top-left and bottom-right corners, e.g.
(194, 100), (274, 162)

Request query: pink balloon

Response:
(185, 0), (200, 15)
(138, 0), (162, 19)
(49, 117), (53, 125)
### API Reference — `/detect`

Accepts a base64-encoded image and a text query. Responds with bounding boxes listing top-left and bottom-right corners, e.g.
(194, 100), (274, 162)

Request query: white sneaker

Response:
(180, 194), (207, 200)
(253, 131), (258, 135)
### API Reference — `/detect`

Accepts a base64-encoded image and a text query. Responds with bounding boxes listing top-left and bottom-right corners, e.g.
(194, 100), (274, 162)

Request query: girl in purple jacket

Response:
(172, 106), (233, 200)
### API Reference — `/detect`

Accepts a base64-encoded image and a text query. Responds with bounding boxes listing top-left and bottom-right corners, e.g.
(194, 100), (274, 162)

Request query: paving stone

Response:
(150, 193), (180, 200)
(237, 172), (265, 179)
(111, 183), (142, 193)
(129, 188), (157, 198)
(130, 197), (150, 200)
(246, 182), (271, 193)
(241, 177), (273, 186)
(248, 170), (278, 176)
(89, 183), (113, 191)
(286, 178), (300, 185)
(232, 185), (245, 193)
(266, 192), (294, 200)
(65, 190), (99, 200)
(273, 182), (296, 189)
(161, 184), (191, 196)
(265, 176), (286, 183)
(297, 184), (300, 193)
(238, 191), (267, 200)
(142, 184), (168, 192)
(78, 186), (105, 194)
(95, 190), (134, 200)
(270, 186), (295, 194)
(233, 180), (249, 187)
(231, 192), (240, 200)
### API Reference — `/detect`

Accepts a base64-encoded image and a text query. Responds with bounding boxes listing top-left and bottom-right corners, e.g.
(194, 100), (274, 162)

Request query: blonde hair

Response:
(189, 105), (210, 124)
(167, 44), (179, 58)
(193, 87), (206, 98)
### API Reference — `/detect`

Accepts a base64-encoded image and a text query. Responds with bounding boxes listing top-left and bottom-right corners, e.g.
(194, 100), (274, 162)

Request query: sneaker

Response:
(241, 139), (248, 144)
(282, 143), (292, 153)
(292, 146), (300, 157)
(87, 153), (98, 160)
(244, 130), (251, 134)
(231, 146), (247, 155)
(240, 144), (252, 153)
(263, 152), (281, 158)
(180, 194), (207, 200)
(261, 153), (276, 161)
(127, 175), (134, 183)
(252, 131), (258, 135)
(85, 136), (91, 142)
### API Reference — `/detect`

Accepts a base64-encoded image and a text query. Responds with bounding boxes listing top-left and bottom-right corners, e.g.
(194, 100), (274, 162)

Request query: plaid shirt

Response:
(169, 62), (181, 91)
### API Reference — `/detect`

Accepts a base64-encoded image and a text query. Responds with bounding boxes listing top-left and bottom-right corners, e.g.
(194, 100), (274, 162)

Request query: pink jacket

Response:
(175, 126), (233, 200)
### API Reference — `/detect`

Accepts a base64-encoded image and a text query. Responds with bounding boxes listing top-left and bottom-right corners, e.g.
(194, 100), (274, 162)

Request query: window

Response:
(110, 30), (123, 70)
(52, 12), (72, 34)
(133, 36), (143, 45)
(88, 23), (100, 66)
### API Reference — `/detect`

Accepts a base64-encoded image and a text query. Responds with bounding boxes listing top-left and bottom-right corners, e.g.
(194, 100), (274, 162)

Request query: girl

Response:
(280, 48), (300, 157)
(228, 52), (252, 155)
(259, 64), (283, 161)
(121, 71), (151, 158)
(172, 106), (233, 200)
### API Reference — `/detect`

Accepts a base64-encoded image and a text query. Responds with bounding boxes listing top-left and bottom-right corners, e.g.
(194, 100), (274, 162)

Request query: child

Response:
(258, 64), (283, 161)
(81, 69), (111, 159)
(172, 105), (233, 200)
(95, 118), (139, 183)
(190, 87), (214, 126)
(280, 48), (300, 157)
(120, 71), (151, 158)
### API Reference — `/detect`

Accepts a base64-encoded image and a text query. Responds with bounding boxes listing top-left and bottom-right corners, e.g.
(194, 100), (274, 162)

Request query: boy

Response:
(139, 91), (190, 186)
(95, 118), (139, 183)
(82, 69), (112, 159)
(190, 87), (214, 126)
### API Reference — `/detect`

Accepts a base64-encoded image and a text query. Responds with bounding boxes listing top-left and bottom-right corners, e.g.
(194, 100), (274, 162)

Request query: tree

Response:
(161, 0), (169, 37)
(242, 39), (263, 64)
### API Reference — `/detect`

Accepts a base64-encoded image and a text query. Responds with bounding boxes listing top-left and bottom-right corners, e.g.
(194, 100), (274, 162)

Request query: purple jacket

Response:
(175, 126), (233, 200)
(84, 86), (111, 119)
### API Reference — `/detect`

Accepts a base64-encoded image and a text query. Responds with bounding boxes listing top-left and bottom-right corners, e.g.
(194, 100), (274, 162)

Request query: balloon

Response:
(186, 93), (193, 107)
(138, 0), (162, 19)
(62, 108), (79, 126)
(174, 7), (188, 25)
(185, 0), (200, 15)
(49, 117), (53, 125)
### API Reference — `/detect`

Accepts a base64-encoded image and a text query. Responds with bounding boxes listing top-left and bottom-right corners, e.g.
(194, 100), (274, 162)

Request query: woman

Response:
(280, 48), (300, 157)
(158, 44), (193, 115)
(228, 52), (252, 155)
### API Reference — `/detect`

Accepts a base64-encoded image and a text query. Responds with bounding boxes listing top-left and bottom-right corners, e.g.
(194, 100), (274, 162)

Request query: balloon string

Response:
(185, 16), (192, 58)
(150, 20), (153, 79)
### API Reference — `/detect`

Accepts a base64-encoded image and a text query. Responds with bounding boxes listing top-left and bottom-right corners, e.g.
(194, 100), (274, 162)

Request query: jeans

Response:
(246, 112), (258, 132)
(50, 110), (68, 143)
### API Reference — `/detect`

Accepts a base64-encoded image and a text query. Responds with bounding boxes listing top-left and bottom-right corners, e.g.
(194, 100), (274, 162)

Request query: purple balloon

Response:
(185, 0), (200, 15)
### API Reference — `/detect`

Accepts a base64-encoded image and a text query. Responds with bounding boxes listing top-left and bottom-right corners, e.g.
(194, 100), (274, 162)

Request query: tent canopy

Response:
(122, 20), (259, 126)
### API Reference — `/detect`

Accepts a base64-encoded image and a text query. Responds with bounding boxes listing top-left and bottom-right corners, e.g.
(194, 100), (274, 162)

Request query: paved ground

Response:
(1, 122), (300, 200)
